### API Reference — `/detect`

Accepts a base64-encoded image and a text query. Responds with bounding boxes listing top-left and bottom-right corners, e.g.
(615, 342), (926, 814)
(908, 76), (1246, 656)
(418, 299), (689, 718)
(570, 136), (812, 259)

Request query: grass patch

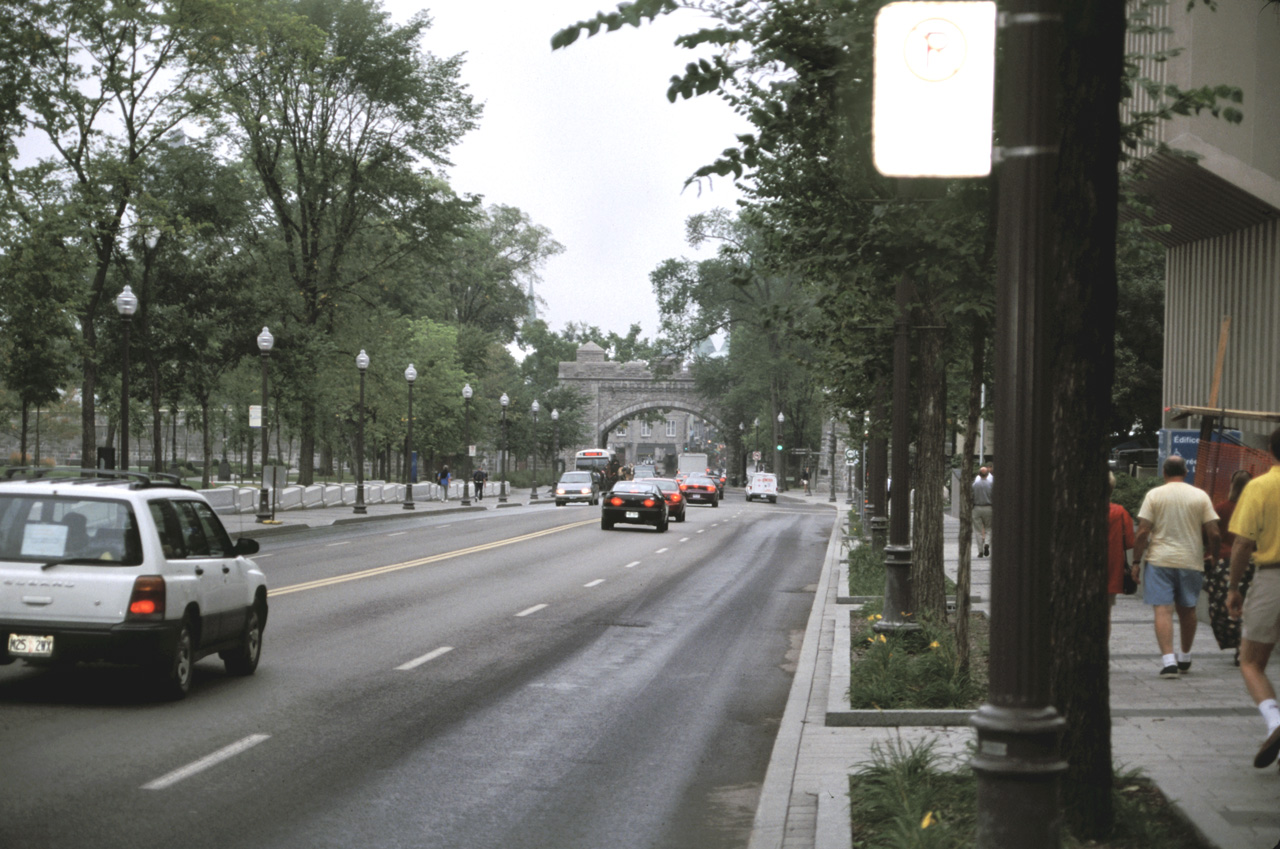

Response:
(848, 541), (886, 596)
(850, 740), (1213, 848)
(849, 600), (987, 710)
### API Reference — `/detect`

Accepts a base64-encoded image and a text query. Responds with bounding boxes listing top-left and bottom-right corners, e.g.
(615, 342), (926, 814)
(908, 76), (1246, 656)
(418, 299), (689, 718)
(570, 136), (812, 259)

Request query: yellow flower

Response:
(930, 640), (940, 649)
(877, 634), (888, 643)
(921, 811), (936, 829)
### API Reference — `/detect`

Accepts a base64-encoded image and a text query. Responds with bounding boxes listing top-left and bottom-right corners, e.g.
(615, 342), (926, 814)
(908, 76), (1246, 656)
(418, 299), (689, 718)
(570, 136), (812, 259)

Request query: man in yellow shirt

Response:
(1228, 426), (1280, 769)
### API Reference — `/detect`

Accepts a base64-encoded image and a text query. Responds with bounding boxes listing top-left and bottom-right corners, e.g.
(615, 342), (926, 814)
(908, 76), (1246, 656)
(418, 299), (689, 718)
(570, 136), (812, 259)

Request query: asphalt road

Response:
(0, 495), (835, 849)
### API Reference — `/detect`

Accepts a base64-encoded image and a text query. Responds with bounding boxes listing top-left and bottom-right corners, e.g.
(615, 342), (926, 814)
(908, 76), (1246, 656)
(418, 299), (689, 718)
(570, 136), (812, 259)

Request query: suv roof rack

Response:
(2, 466), (193, 490)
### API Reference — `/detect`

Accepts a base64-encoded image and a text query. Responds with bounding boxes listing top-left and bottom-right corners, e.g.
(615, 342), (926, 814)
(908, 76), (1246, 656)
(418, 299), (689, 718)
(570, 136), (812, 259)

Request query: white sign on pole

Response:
(752, 451), (762, 462)
(249, 405), (263, 429)
(468, 444), (477, 457)
(872, 1), (997, 177)
(845, 448), (857, 461)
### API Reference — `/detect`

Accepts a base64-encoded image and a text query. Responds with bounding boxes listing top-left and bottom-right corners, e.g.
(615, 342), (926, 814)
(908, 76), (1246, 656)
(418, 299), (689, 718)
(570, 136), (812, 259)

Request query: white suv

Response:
(0, 469), (267, 699)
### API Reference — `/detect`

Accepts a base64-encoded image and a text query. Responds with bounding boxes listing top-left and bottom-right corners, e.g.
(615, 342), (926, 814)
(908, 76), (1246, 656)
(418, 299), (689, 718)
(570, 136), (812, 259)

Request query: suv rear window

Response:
(0, 495), (142, 566)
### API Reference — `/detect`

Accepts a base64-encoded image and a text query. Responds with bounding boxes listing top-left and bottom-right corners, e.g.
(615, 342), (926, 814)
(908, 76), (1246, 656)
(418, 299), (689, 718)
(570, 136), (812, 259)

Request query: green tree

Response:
(207, 0), (481, 484)
(5, 0), (228, 467)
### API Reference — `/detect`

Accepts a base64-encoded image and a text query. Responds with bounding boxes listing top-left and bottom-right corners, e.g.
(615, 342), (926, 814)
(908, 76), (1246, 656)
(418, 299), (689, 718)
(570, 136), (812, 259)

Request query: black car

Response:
(554, 471), (600, 506)
(649, 477), (687, 523)
(680, 475), (720, 507)
(601, 481), (669, 532)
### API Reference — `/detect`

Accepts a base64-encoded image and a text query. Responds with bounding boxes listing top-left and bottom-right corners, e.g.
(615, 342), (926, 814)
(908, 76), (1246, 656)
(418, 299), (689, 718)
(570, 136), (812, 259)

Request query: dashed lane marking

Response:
(142, 734), (271, 790)
(326, 541), (351, 547)
(271, 519), (597, 596)
(388, 531), (407, 537)
(655, 548), (669, 554)
(396, 646), (454, 671)
(624, 561), (641, 568)
(679, 537), (690, 542)
(584, 579), (605, 588)
(516, 604), (548, 617)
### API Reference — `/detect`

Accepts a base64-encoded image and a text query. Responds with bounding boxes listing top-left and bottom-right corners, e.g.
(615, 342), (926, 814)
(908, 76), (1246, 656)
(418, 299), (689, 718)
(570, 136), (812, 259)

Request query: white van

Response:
(745, 472), (778, 503)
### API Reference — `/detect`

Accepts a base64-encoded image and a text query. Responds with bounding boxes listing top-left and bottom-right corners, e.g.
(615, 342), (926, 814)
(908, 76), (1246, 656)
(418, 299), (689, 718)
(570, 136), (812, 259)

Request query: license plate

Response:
(8, 633), (54, 657)
(626, 511), (640, 518)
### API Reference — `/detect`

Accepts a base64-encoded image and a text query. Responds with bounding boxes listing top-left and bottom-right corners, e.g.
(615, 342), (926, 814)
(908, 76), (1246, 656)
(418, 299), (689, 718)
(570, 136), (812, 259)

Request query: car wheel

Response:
(157, 617), (194, 700)
(602, 517), (614, 530)
(657, 516), (669, 532)
(221, 606), (262, 677)
(555, 500), (565, 507)
(712, 497), (719, 508)
(769, 496), (777, 503)
(677, 511), (686, 523)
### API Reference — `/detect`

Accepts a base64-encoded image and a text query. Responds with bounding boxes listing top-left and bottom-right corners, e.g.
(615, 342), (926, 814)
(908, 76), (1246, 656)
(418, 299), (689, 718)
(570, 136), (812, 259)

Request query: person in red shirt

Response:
(1108, 472), (1136, 637)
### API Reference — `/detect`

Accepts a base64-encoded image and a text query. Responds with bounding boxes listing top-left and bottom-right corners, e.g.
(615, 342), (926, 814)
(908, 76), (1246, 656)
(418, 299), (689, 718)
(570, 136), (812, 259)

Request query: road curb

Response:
(746, 503), (844, 849)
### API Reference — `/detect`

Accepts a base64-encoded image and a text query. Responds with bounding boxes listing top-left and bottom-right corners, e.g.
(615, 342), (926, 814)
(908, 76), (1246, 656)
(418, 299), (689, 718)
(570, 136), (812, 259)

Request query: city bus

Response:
(575, 449), (619, 489)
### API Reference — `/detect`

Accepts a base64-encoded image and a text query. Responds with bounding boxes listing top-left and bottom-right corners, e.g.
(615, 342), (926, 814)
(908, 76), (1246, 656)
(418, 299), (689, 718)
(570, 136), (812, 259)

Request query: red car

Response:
(680, 475), (720, 507)
(649, 478), (687, 523)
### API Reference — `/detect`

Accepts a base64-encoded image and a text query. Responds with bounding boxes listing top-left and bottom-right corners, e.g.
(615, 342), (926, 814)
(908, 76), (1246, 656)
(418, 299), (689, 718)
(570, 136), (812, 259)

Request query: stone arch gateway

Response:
(557, 342), (726, 450)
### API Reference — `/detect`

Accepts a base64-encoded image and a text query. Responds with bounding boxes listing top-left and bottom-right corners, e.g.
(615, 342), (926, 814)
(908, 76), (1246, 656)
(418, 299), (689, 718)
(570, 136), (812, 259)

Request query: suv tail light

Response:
(126, 575), (166, 620)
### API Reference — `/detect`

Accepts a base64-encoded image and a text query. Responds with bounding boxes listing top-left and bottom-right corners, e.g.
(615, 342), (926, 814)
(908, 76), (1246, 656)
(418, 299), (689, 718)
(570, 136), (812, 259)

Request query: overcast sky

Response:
(387, 0), (748, 342)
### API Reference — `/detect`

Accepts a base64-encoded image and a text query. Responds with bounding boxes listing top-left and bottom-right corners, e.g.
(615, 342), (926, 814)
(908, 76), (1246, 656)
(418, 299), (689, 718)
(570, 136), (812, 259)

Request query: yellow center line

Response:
(269, 519), (597, 597)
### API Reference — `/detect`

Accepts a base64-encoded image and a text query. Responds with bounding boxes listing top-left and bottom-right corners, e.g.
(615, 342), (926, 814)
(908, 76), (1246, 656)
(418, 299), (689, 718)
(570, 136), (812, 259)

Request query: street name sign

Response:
(872, 1), (997, 177)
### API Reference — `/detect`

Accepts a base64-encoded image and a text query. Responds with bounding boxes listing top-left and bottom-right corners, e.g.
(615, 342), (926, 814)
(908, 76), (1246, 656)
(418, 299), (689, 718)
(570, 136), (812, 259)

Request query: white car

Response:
(746, 472), (779, 503)
(0, 469), (268, 699)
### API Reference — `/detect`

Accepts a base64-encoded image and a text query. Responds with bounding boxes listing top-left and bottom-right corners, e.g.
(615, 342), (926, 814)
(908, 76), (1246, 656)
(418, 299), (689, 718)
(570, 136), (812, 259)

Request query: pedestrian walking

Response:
(1131, 455), (1220, 678)
(1108, 471), (1136, 637)
(438, 465), (450, 502)
(801, 467), (811, 496)
(1226, 426), (1280, 769)
(1206, 469), (1255, 661)
(473, 467), (487, 500)
(972, 466), (993, 557)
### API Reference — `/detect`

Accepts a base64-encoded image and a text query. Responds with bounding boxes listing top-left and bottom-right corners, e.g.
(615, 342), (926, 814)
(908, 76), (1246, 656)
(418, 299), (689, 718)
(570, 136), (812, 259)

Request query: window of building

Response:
(641, 422), (652, 438)
(666, 420), (677, 437)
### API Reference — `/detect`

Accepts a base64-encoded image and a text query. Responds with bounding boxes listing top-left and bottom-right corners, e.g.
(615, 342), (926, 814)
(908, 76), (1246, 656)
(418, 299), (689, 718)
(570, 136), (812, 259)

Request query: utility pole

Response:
(970, 3), (1066, 846)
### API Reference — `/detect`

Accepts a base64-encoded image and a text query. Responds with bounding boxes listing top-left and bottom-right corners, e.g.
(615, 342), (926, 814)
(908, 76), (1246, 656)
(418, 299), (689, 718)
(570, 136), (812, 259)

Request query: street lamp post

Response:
(499, 393), (509, 503)
(753, 417), (760, 471)
(829, 416), (838, 503)
(876, 276), (920, 636)
(255, 327), (273, 523)
(776, 412), (785, 492)
(354, 350), (369, 514)
(403, 364), (417, 509)
(530, 400), (540, 500)
(738, 422), (745, 485)
(462, 384), (473, 506)
(115, 285), (138, 474)
(551, 409), (560, 479)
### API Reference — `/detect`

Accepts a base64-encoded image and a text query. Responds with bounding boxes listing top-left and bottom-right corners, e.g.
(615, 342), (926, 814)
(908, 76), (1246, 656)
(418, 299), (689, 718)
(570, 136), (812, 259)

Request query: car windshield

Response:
(559, 473), (592, 483)
(649, 479), (678, 493)
(0, 494), (142, 566)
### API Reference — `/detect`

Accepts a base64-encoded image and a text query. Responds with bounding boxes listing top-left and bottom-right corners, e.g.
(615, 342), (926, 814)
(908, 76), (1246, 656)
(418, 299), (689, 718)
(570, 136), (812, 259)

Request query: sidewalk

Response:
(231, 482), (541, 536)
(749, 502), (1280, 849)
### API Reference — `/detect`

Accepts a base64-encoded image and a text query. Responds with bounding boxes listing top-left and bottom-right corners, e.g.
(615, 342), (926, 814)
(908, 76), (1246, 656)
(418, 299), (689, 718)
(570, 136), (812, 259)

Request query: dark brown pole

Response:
(970, 3), (1066, 846)
(876, 273), (918, 635)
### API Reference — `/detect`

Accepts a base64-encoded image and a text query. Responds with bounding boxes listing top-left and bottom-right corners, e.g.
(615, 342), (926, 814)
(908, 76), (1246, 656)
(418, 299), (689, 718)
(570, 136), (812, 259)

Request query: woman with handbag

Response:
(1108, 472), (1137, 637)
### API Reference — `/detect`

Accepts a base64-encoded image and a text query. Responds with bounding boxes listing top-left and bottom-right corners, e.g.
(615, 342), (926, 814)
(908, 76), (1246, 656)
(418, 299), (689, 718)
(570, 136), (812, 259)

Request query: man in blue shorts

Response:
(1132, 455), (1220, 678)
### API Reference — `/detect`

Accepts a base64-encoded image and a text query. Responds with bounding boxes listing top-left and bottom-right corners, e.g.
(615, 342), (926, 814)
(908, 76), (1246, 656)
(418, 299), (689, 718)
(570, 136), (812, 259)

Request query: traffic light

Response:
(776, 444), (783, 451)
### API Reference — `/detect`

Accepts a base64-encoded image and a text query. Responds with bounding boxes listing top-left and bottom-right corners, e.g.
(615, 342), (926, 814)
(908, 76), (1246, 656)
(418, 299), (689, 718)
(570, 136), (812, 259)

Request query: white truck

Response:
(676, 453), (710, 479)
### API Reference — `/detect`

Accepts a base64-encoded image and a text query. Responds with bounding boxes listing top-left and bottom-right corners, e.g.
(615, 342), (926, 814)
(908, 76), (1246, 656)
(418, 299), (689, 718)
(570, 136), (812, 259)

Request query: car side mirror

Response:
(233, 537), (260, 556)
